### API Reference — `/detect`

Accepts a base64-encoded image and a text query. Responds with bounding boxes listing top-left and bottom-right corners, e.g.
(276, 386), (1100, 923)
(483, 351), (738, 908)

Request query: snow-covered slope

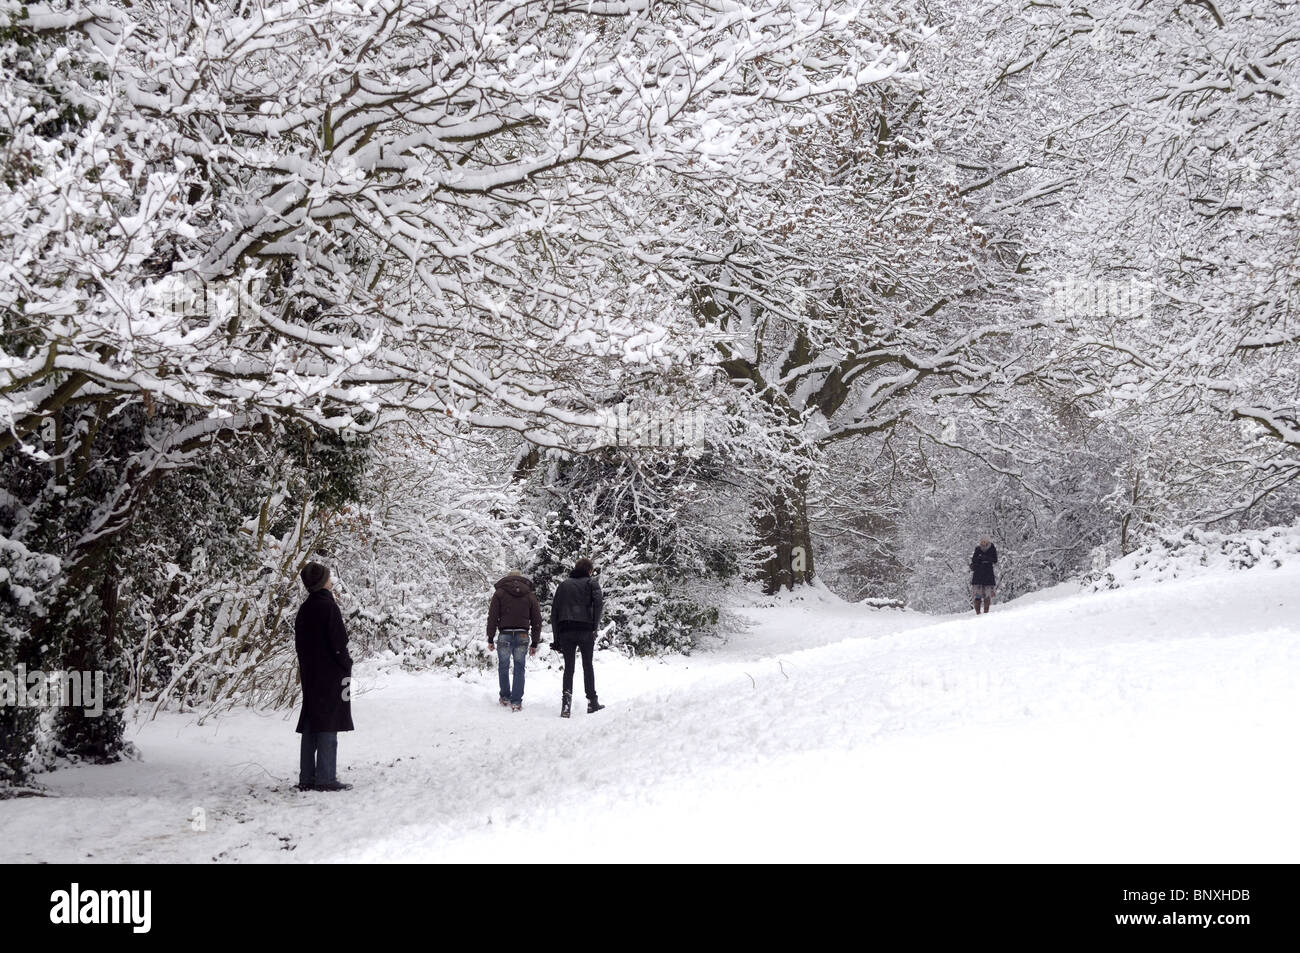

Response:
(1089, 523), (1300, 590)
(2, 562), (1297, 863)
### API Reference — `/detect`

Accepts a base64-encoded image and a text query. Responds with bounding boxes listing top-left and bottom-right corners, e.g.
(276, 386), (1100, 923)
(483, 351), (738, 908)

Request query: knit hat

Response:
(301, 562), (330, 592)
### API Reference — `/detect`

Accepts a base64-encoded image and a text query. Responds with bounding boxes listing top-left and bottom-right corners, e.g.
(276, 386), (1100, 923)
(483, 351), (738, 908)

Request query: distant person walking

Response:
(970, 537), (998, 614)
(551, 557), (605, 718)
(487, 571), (542, 711)
(295, 562), (354, 792)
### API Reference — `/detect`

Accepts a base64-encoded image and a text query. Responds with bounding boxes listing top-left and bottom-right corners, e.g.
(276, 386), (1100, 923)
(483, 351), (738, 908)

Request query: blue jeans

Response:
(300, 731), (338, 786)
(497, 630), (529, 704)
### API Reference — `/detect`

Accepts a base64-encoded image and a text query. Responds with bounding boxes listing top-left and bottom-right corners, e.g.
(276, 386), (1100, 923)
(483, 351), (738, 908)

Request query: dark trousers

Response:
(300, 731), (338, 786)
(558, 629), (597, 702)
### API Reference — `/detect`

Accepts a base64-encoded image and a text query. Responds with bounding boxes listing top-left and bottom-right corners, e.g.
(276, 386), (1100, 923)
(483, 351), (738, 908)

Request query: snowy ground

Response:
(3, 564), (1298, 863)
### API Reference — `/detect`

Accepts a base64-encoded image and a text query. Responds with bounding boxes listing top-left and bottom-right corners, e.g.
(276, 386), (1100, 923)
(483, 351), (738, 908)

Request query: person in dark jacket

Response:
(486, 571), (542, 711)
(970, 537), (998, 614)
(551, 557), (605, 717)
(294, 562), (354, 792)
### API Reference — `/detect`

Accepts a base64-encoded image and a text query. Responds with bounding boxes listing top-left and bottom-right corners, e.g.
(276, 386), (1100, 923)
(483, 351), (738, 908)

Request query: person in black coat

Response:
(551, 557), (605, 717)
(294, 562), (354, 791)
(970, 537), (998, 615)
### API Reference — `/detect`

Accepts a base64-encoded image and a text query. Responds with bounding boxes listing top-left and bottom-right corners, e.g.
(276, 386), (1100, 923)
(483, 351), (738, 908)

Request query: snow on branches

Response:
(2, 0), (908, 450)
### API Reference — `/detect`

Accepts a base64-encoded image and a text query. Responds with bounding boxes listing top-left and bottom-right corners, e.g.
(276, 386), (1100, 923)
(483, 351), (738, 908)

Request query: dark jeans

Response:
(300, 731), (338, 786)
(557, 628), (597, 702)
(497, 630), (529, 704)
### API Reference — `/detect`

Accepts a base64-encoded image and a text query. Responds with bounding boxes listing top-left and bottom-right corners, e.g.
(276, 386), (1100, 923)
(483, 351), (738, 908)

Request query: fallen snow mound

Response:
(1088, 522), (1300, 591)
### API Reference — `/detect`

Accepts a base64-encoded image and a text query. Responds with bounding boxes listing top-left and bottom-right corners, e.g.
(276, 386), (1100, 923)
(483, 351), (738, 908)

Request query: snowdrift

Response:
(1088, 523), (1300, 591)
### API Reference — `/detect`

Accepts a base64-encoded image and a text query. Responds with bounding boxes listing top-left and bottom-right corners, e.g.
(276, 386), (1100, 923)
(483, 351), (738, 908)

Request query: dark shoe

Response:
(587, 700), (605, 714)
(296, 782), (315, 792)
(499, 696), (509, 707)
(561, 692), (572, 718)
(314, 781), (353, 792)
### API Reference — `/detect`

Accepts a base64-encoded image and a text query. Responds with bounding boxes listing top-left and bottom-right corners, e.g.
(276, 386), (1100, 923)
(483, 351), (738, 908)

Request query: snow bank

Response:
(1087, 523), (1300, 591)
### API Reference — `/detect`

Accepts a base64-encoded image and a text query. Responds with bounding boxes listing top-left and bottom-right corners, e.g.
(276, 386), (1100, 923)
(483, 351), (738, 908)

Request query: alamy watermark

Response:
(1042, 277), (1154, 323)
(147, 272), (267, 321)
(50, 883), (151, 933)
(0, 665), (105, 718)
(587, 400), (710, 450)
(1040, 272), (1300, 326)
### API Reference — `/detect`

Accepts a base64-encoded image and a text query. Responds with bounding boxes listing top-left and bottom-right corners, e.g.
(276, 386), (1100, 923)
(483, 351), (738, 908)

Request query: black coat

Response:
(294, 589), (354, 733)
(552, 574), (603, 631)
(970, 544), (998, 586)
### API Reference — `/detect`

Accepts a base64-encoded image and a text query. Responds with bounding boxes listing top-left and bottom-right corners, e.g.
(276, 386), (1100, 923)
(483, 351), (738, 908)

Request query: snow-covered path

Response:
(3, 567), (1298, 863)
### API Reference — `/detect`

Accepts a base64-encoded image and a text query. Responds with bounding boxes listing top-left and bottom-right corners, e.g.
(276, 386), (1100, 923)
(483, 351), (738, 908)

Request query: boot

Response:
(974, 600), (982, 614)
(561, 692), (572, 718)
(587, 699), (605, 714)
(983, 598), (991, 614)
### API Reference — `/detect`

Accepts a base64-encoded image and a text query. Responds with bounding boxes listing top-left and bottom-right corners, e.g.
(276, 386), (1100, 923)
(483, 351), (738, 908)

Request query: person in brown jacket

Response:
(486, 571), (543, 711)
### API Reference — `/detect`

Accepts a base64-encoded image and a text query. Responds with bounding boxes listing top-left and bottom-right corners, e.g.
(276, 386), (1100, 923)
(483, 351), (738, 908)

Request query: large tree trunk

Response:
(757, 472), (815, 594)
(53, 566), (127, 762)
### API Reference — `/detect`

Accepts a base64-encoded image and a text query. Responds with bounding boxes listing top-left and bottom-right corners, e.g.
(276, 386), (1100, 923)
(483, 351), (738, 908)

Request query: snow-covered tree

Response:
(952, 0), (1300, 524)
(676, 13), (1048, 592)
(2, 0), (909, 778)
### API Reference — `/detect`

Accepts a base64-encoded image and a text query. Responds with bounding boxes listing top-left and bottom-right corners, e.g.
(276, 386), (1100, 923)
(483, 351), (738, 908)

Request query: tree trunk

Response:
(52, 567), (127, 762)
(757, 472), (815, 594)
